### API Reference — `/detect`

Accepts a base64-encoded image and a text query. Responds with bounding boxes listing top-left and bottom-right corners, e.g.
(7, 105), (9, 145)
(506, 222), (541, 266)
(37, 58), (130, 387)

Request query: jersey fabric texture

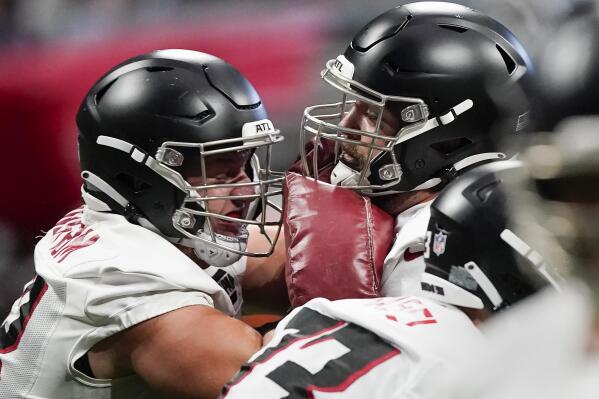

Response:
(0, 205), (236, 399)
(222, 295), (482, 399)
(380, 200), (434, 297)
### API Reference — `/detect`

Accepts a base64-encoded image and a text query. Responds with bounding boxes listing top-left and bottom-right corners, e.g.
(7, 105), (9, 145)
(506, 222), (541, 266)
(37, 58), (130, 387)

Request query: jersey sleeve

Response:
(65, 267), (217, 383)
(29, 206), (236, 390)
(81, 270), (215, 332)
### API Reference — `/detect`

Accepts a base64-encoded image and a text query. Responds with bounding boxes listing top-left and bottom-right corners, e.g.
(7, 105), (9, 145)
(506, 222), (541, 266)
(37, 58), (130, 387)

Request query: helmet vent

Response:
(352, 15), (411, 52)
(145, 66), (174, 73)
(384, 60), (417, 75)
(193, 110), (215, 124)
(236, 103), (262, 110)
(430, 137), (473, 158)
(476, 181), (499, 203)
(94, 78), (118, 105)
(495, 45), (516, 74)
(437, 24), (468, 33)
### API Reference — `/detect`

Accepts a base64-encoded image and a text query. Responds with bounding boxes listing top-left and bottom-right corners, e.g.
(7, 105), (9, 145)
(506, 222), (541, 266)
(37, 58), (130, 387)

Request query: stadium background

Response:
(0, 0), (591, 315)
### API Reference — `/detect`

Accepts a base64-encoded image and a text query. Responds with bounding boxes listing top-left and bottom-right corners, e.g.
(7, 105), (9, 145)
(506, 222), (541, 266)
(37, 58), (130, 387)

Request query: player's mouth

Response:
(212, 210), (247, 236)
(225, 210), (242, 220)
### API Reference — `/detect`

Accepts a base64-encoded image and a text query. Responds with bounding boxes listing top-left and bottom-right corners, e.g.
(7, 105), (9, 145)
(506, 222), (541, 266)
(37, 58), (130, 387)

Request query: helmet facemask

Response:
(301, 56), (438, 194)
(93, 120), (285, 267)
(301, 55), (504, 196)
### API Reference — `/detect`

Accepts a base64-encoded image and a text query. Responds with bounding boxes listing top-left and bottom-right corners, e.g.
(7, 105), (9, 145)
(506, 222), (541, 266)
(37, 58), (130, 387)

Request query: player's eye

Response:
(365, 109), (379, 122)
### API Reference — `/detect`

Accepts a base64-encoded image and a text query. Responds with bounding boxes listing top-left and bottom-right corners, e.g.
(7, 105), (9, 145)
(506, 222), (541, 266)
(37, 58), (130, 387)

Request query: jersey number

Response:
(223, 307), (400, 398)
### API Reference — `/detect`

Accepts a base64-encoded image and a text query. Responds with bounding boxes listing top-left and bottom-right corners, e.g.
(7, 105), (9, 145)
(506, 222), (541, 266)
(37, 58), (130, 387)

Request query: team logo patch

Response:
(432, 231), (447, 256)
(50, 208), (100, 263)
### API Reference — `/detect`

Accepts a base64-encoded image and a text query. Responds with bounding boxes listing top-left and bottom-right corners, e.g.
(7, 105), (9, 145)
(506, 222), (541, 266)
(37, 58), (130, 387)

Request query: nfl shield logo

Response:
(433, 232), (447, 256)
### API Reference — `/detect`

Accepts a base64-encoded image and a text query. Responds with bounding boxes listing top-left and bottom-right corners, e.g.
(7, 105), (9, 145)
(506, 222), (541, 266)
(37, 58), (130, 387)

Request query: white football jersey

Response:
(0, 205), (236, 399)
(202, 260), (246, 318)
(221, 295), (482, 399)
(380, 200), (434, 297)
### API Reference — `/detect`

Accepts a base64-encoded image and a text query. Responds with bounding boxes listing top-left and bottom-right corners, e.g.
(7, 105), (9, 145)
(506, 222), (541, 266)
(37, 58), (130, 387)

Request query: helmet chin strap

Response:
(81, 171), (248, 268)
(90, 136), (257, 268)
(330, 152), (506, 194)
(330, 98), (483, 193)
(175, 221), (249, 268)
(330, 161), (370, 187)
(193, 227), (248, 268)
(137, 215), (249, 268)
(405, 153), (506, 193)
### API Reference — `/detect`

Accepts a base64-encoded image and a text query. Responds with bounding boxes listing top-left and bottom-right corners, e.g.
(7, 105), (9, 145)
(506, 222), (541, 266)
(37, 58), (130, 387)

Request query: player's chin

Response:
(340, 151), (365, 171)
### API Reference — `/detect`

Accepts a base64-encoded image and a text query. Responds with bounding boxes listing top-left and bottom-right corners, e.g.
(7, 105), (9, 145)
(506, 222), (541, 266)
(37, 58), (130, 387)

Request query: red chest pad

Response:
(284, 172), (394, 307)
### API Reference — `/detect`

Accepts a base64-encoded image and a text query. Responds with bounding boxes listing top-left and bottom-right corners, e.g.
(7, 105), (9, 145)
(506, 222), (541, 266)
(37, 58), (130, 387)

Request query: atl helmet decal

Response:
(433, 231), (447, 256)
(242, 119), (276, 138)
(331, 54), (355, 80)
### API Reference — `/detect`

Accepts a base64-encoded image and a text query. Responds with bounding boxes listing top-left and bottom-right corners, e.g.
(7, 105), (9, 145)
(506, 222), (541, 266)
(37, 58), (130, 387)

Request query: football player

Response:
(292, 1), (534, 298)
(221, 160), (559, 399)
(0, 49), (285, 398)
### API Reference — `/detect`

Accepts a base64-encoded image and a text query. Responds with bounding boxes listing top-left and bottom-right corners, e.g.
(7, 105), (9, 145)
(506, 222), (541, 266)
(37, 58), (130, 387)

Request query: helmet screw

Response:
(180, 216), (193, 227)
(415, 159), (425, 169)
(173, 210), (196, 229)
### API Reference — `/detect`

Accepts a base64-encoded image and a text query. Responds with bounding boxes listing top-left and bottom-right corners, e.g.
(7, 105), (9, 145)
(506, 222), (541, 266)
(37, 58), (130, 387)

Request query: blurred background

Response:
(0, 0), (594, 315)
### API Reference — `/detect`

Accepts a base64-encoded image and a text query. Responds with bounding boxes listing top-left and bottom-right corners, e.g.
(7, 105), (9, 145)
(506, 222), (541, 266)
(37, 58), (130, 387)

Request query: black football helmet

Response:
(422, 160), (560, 312)
(77, 49), (284, 267)
(301, 1), (533, 195)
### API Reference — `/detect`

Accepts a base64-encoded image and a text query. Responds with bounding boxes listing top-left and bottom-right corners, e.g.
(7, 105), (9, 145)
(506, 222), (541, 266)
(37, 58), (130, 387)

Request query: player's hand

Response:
(262, 329), (276, 346)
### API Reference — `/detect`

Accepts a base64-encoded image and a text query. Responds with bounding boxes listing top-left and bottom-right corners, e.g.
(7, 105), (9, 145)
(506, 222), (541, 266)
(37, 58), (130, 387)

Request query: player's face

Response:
(337, 101), (400, 171)
(185, 150), (254, 237)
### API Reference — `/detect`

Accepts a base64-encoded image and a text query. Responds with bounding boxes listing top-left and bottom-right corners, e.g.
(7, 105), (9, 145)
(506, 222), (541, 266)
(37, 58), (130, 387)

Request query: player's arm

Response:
(88, 304), (261, 399)
(242, 225), (289, 314)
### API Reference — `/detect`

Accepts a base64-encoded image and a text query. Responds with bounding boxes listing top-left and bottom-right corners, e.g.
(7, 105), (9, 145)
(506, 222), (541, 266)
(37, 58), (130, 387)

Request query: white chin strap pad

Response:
(190, 218), (249, 267)
(192, 231), (248, 268)
(330, 161), (369, 187)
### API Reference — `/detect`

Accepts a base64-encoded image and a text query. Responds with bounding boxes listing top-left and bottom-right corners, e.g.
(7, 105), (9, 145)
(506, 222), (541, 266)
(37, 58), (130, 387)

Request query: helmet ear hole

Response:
(115, 173), (151, 195)
(476, 181), (500, 203)
(430, 137), (473, 158)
